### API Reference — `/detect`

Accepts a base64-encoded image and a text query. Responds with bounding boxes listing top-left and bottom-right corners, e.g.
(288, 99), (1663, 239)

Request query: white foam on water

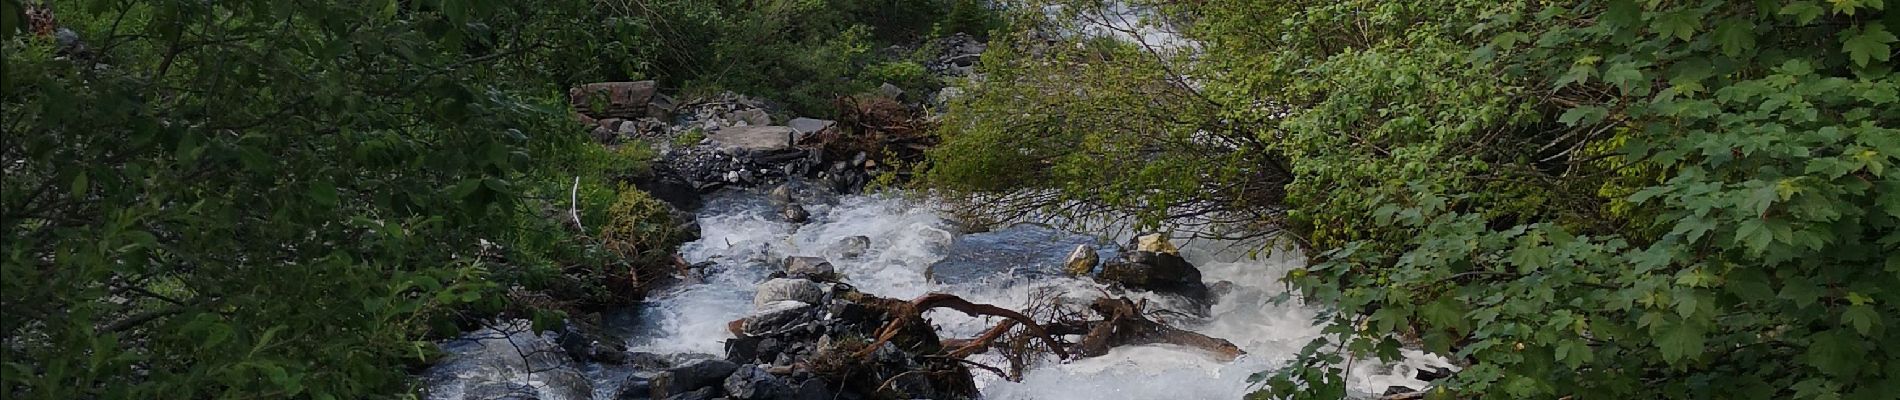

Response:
(628, 191), (1449, 399)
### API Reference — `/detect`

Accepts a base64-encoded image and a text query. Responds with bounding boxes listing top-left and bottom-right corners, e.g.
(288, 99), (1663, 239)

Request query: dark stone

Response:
(723, 365), (791, 400)
(650, 359), (739, 399)
(1415, 366), (1453, 381)
(725, 336), (762, 364)
(1384, 386), (1419, 396)
(1097, 251), (1210, 303)
(662, 387), (719, 400)
(830, 236), (870, 259)
(792, 378), (834, 400)
(615, 374), (655, 400)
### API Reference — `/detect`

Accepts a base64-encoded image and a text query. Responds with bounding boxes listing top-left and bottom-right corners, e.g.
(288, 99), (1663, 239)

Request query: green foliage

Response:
(598, 0), (1002, 115)
(923, 5), (1289, 230)
(0, 0), (628, 398)
(932, 0), (1899, 398)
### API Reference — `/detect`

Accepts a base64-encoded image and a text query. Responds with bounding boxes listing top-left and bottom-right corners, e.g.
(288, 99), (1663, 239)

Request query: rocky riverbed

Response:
(422, 186), (1456, 400)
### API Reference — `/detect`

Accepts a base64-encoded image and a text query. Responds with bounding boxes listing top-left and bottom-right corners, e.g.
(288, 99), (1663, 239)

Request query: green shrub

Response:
(929, 1), (1899, 399)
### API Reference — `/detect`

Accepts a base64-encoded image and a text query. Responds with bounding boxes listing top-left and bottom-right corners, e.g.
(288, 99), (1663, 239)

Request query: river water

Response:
(426, 188), (1449, 399)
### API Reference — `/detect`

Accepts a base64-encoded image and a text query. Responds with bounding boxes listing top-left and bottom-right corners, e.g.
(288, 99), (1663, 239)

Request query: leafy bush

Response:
(929, 1), (1898, 399)
(0, 1), (640, 398)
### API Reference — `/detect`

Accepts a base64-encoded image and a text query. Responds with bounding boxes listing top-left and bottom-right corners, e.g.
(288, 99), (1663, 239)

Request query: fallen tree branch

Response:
(856, 293), (1071, 360)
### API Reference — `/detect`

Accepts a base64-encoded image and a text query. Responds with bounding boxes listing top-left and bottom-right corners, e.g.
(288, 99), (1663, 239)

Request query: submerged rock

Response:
(829, 236), (870, 259)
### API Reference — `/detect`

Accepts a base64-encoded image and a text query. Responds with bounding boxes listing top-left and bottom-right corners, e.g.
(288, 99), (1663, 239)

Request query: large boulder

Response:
(1094, 235), (1209, 302)
(753, 278), (826, 307)
(648, 359), (739, 399)
(787, 118), (836, 138)
(741, 300), (816, 335)
(708, 126), (797, 152)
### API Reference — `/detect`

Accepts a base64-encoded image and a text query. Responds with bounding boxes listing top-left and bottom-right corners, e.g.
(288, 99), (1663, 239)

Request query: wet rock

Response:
(1063, 243), (1099, 275)
(783, 256), (834, 277)
(1098, 250), (1206, 298)
(662, 386), (718, 400)
(753, 278), (825, 306)
(742, 300), (816, 335)
(463, 381), (540, 400)
(768, 184), (796, 205)
(1415, 365), (1453, 381)
(423, 321), (593, 400)
(615, 374), (655, 400)
(830, 236), (870, 259)
(780, 203), (810, 223)
(709, 126), (797, 152)
(649, 359), (739, 399)
(724, 365), (791, 400)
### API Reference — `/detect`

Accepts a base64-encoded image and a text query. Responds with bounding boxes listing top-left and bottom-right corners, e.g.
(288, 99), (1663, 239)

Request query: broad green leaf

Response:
(1713, 19), (1756, 57)
(1657, 320), (1705, 365)
(1806, 330), (1865, 377)
(1841, 305), (1880, 336)
(1843, 25), (1897, 67)
(1652, 11), (1699, 41)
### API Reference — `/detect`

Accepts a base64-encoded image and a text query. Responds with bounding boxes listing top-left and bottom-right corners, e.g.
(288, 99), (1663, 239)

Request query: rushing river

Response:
(426, 188), (1449, 399)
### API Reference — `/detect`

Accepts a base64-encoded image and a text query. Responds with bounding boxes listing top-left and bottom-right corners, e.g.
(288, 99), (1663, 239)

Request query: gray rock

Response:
(723, 365), (790, 400)
(753, 278), (825, 307)
(742, 300), (815, 335)
(783, 256), (834, 277)
(787, 117), (836, 138)
(708, 126), (797, 152)
(768, 184), (795, 205)
(732, 108), (771, 126)
(649, 359), (739, 399)
(879, 82), (905, 99)
(830, 236), (870, 259)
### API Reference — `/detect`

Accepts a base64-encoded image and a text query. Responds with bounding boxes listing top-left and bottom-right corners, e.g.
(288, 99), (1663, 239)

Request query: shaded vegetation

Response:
(0, 0), (995, 398)
(926, 1), (1898, 399)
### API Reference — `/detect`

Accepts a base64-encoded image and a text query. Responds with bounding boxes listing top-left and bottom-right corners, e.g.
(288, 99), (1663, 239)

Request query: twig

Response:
(569, 176), (584, 232)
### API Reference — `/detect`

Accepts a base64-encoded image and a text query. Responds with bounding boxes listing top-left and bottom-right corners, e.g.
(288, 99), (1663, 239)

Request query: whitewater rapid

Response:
(622, 190), (1447, 399)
